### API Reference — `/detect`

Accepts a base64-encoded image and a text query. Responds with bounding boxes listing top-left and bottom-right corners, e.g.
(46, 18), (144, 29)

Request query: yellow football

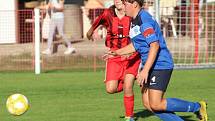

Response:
(6, 94), (29, 116)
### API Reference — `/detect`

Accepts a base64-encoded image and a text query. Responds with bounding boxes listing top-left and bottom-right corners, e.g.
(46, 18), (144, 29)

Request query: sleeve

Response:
(140, 23), (158, 44)
(91, 10), (108, 31)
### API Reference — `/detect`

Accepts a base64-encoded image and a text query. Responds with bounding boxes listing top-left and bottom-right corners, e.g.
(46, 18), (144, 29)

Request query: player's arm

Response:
(86, 27), (94, 40)
(87, 11), (106, 41)
(102, 43), (135, 60)
(143, 41), (159, 71)
(137, 41), (159, 86)
(137, 22), (160, 86)
(115, 43), (136, 55)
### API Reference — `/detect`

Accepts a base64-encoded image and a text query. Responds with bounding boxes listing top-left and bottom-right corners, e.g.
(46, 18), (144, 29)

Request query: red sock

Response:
(124, 95), (134, 117)
(117, 80), (123, 92)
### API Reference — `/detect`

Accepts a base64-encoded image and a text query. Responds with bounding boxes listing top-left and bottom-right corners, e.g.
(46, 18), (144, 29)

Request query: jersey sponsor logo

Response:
(150, 76), (156, 86)
(143, 28), (155, 38)
(129, 25), (141, 39)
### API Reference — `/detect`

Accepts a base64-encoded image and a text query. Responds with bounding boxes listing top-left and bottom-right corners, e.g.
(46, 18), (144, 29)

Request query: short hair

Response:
(123, 0), (144, 7)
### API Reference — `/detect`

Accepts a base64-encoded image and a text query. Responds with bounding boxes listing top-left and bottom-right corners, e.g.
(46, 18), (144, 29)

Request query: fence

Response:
(158, 1), (215, 68)
(0, 10), (34, 71)
(0, 8), (106, 72)
(0, 1), (215, 72)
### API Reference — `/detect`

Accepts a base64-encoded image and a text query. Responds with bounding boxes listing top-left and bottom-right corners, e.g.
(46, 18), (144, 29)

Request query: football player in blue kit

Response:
(107, 0), (208, 120)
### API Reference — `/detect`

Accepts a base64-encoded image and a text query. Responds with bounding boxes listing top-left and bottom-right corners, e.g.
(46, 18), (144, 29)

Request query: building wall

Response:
(0, 0), (17, 44)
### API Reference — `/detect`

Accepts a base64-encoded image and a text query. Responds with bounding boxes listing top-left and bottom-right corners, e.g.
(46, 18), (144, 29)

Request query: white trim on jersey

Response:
(129, 25), (141, 39)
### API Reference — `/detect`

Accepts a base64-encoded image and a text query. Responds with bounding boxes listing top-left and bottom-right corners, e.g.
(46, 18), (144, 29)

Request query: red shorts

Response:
(104, 52), (141, 83)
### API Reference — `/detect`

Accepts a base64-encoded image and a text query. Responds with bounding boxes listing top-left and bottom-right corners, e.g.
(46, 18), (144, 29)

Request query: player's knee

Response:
(123, 87), (133, 94)
(123, 82), (133, 92)
(105, 81), (118, 94)
(143, 102), (151, 110)
(106, 88), (117, 94)
(150, 103), (163, 111)
(142, 100), (152, 111)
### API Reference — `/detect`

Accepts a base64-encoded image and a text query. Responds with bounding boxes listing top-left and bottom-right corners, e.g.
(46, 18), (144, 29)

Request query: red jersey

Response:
(91, 6), (131, 50)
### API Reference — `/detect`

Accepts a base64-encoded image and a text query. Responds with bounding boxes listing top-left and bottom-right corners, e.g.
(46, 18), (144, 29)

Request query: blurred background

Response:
(0, 0), (215, 72)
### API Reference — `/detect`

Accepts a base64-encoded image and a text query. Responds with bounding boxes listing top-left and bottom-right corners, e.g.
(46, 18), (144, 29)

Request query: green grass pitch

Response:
(0, 69), (215, 121)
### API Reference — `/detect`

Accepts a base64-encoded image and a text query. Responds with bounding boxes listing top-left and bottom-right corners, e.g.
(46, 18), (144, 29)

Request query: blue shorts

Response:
(145, 69), (173, 92)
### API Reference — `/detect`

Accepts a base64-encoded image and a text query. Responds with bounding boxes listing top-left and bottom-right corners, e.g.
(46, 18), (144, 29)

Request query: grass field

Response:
(0, 69), (215, 121)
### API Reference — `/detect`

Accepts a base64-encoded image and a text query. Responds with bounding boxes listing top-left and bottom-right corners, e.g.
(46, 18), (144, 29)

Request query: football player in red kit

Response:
(87, 0), (140, 120)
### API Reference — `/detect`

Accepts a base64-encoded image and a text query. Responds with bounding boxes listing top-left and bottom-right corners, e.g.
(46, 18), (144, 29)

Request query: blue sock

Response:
(155, 111), (184, 121)
(166, 98), (200, 112)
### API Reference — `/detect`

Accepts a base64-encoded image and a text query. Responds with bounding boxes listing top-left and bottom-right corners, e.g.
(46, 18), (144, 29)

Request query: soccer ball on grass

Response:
(6, 93), (29, 116)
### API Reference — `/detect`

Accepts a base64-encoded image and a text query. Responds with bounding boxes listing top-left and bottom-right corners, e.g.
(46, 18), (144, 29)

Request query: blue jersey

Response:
(129, 9), (174, 69)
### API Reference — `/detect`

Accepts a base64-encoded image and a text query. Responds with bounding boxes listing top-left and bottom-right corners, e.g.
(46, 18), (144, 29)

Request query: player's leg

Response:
(165, 98), (201, 113)
(123, 74), (135, 119)
(165, 98), (207, 121)
(105, 80), (120, 94)
(141, 87), (152, 111)
(148, 88), (184, 121)
(147, 71), (203, 113)
(148, 89), (166, 111)
(148, 89), (207, 120)
(124, 74), (135, 96)
(105, 58), (124, 93)
(146, 69), (184, 120)
(141, 87), (182, 120)
(147, 70), (207, 120)
(123, 54), (140, 120)
(142, 89), (183, 120)
(141, 86), (184, 120)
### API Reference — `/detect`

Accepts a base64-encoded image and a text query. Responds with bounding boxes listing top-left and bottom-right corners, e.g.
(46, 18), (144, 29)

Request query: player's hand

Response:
(136, 69), (148, 87)
(86, 32), (93, 41)
(102, 53), (115, 60)
(121, 53), (133, 60)
(102, 50), (117, 60)
(107, 50), (118, 56)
